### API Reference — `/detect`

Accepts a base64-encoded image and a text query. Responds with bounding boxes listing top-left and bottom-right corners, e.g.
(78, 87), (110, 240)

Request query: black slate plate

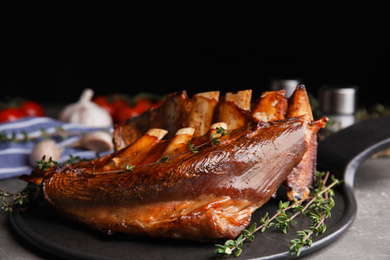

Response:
(9, 117), (390, 260)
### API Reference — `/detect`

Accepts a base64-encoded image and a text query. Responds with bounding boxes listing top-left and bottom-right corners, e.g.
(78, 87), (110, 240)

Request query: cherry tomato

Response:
(113, 106), (140, 124)
(0, 108), (25, 123)
(134, 98), (154, 114)
(20, 101), (45, 117)
(93, 96), (115, 117)
(112, 99), (128, 110)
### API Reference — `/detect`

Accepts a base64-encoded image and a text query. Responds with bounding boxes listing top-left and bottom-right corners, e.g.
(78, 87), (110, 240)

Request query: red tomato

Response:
(0, 108), (25, 123)
(20, 101), (44, 117)
(134, 98), (154, 114)
(112, 99), (128, 110)
(93, 96), (115, 117)
(113, 106), (140, 124)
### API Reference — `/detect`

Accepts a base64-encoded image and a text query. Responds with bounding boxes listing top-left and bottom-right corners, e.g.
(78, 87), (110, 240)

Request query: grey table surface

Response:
(1, 156), (389, 260)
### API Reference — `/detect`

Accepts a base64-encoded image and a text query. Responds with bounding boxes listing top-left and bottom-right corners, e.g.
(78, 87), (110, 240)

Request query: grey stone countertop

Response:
(1, 156), (389, 260)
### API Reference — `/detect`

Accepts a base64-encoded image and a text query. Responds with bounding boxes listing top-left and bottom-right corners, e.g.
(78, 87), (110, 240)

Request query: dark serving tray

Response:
(9, 117), (390, 260)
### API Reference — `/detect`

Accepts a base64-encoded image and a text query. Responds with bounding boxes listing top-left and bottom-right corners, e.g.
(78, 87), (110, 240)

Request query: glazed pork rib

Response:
(21, 86), (327, 242)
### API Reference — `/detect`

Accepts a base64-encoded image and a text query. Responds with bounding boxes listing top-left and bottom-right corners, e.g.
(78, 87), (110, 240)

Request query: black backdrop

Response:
(3, 2), (387, 108)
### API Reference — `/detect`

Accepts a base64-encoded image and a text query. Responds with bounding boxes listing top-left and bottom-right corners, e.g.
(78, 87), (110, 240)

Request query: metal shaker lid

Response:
(270, 78), (301, 98)
(319, 85), (357, 115)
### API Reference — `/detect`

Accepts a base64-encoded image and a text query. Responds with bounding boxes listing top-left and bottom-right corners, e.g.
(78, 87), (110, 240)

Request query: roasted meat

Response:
(21, 86), (327, 242)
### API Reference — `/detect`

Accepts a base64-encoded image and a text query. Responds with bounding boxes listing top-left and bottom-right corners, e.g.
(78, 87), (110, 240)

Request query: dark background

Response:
(3, 2), (387, 109)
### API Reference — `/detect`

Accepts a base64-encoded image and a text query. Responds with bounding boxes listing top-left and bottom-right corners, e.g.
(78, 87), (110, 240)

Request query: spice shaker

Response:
(270, 78), (301, 98)
(319, 85), (358, 133)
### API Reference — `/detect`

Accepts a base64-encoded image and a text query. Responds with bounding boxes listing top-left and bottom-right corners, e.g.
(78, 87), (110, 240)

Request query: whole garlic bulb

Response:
(59, 88), (113, 127)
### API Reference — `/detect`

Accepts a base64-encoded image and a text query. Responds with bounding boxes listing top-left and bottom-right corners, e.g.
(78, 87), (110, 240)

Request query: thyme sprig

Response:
(0, 188), (30, 212)
(126, 164), (135, 171)
(189, 126), (232, 153)
(36, 155), (59, 170)
(210, 126), (232, 145)
(188, 140), (198, 153)
(214, 171), (341, 258)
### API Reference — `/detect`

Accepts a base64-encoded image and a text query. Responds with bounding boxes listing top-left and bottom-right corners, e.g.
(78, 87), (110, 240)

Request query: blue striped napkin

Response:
(0, 117), (113, 179)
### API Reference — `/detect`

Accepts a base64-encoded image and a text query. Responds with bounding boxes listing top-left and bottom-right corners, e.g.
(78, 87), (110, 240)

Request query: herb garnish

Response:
(126, 164), (135, 171)
(36, 155), (59, 170)
(0, 188), (31, 212)
(214, 171), (341, 258)
(189, 126), (232, 153)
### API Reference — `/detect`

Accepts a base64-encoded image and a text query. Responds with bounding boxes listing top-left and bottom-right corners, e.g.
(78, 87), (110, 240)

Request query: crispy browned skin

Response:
(22, 115), (326, 242)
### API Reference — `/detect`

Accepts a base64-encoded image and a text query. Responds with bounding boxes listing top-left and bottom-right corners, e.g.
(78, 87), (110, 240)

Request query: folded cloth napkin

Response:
(0, 117), (113, 179)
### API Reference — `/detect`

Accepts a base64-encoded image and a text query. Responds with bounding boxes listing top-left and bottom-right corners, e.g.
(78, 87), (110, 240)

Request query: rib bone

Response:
(252, 89), (287, 121)
(160, 127), (195, 158)
(217, 90), (252, 130)
(103, 128), (168, 171)
(187, 91), (220, 137)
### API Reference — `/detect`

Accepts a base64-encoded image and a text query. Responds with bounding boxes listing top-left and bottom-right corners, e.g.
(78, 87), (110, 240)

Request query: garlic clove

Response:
(59, 88), (113, 127)
(74, 131), (114, 152)
(29, 139), (63, 167)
